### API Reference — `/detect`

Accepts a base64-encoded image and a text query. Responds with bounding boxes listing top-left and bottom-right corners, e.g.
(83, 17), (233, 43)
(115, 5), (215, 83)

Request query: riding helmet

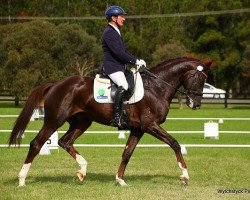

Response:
(105, 6), (127, 19)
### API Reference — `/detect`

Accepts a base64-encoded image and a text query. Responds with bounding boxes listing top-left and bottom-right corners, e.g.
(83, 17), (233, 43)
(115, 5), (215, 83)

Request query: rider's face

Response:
(112, 15), (125, 27)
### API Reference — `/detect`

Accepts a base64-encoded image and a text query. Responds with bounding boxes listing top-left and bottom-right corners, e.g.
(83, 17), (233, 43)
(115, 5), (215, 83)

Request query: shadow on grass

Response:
(4, 173), (176, 186)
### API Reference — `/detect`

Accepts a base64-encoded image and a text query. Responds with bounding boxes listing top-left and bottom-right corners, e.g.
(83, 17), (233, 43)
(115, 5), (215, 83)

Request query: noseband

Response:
(142, 66), (207, 101)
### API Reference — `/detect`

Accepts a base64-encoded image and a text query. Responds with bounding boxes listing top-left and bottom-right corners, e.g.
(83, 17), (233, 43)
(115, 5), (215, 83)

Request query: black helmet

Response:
(105, 6), (127, 19)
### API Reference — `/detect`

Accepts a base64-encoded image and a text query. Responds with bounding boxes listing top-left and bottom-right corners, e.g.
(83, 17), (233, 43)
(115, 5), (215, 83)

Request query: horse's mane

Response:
(151, 57), (199, 71)
(141, 57), (200, 88)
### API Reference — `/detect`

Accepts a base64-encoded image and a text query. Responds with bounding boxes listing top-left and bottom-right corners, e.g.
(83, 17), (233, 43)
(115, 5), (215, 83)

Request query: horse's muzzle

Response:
(186, 96), (201, 110)
(192, 105), (201, 110)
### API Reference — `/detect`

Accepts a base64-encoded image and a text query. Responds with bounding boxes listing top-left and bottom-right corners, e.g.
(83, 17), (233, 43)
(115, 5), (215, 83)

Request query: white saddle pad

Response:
(94, 69), (144, 104)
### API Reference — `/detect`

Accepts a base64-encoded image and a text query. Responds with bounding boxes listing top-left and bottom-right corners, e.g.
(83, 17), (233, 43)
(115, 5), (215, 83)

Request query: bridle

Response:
(183, 69), (208, 96)
(142, 66), (207, 102)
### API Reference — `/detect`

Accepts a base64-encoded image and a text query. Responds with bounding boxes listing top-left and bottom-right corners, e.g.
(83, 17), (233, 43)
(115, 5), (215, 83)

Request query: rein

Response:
(141, 66), (207, 101)
(142, 67), (188, 96)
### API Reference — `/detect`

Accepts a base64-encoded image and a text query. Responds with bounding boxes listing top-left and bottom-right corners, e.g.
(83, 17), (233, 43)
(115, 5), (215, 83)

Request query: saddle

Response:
(94, 68), (144, 104)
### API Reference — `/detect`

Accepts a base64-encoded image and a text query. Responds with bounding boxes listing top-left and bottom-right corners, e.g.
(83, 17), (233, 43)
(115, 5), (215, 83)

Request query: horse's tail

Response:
(9, 83), (53, 146)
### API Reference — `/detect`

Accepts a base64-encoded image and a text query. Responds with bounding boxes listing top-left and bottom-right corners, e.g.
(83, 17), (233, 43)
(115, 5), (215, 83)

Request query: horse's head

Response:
(146, 57), (214, 110)
(182, 61), (212, 110)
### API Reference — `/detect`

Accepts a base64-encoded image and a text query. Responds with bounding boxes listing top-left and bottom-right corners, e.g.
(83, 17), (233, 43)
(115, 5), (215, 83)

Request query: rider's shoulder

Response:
(103, 26), (119, 39)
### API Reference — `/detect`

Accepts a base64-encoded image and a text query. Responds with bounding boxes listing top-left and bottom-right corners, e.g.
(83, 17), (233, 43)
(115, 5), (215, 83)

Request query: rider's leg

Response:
(108, 71), (128, 90)
(108, 72), (128, 127)
(112, 86), (126, 126)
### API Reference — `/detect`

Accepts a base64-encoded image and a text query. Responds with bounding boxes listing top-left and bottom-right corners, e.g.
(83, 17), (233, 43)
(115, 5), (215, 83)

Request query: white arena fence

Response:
(1, 115), (250, 148)
(1, 115), (250, 121)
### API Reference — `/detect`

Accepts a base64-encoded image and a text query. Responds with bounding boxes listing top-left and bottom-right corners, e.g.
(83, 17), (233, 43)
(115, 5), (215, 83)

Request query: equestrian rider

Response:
(101, 5), (146, 127)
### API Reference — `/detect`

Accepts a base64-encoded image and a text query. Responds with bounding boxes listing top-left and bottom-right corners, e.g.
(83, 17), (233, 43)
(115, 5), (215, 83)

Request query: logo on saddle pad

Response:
(97, 89), (108, 99)
(94, 69), (144, 104)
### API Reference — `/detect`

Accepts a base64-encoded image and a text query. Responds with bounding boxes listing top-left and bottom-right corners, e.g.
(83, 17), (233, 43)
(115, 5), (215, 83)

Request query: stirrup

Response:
(110, 116), (128, 128)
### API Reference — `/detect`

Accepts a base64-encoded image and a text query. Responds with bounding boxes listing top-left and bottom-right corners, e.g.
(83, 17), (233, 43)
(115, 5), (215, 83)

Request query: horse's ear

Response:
(202, 58), (217, 69)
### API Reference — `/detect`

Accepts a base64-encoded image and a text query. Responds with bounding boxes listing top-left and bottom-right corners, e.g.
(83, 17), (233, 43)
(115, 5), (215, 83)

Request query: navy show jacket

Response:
(101, 25), (137, 75)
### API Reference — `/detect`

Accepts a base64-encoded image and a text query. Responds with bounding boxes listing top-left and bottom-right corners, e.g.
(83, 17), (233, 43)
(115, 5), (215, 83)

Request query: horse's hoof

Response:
(116, 175), (128, 186)
(18, 184), (25, 187)
(180, 175), (189, 186)
(76, 170), (85, 182)
(18, 178), (26, 187)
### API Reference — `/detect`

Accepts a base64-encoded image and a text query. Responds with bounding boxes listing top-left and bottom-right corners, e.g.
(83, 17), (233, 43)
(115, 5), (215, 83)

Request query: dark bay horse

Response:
(9, 57), (212, 187)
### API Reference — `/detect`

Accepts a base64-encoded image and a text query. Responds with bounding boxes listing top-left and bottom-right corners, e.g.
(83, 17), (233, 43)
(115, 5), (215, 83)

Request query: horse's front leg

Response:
(146, 123), (189, 185)
(116, 129), (143, 186)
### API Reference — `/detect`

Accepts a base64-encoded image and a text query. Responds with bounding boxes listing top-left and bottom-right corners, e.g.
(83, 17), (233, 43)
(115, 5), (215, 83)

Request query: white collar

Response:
(109, 23), (121, 36)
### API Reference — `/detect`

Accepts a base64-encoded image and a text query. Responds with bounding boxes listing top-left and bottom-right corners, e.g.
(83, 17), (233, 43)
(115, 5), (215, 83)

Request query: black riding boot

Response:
(111, 86), (128, 128)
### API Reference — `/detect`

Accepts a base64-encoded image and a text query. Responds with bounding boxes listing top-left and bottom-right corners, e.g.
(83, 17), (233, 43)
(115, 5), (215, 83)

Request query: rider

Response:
(102, 5), (146, 127)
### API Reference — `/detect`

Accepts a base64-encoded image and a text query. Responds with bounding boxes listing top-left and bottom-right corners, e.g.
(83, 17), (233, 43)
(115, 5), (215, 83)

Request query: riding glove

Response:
(136, 59), (146, 70)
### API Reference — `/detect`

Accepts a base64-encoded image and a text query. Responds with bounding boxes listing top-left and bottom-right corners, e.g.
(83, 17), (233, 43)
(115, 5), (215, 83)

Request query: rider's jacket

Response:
(101, 24), (137, 75)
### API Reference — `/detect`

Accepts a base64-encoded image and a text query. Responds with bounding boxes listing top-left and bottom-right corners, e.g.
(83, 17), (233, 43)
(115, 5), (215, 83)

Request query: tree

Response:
(0, 0), (249, 96)
(151, 40), (187, 67)
(0, 20), (101, 105)
(177, 0), (249, 95)
(52, 22), (101, 77)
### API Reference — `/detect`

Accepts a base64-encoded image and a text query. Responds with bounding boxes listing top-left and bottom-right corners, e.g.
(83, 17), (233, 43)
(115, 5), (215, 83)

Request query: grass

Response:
(0, 148), (249, 200)
(0, 102), (249, 199)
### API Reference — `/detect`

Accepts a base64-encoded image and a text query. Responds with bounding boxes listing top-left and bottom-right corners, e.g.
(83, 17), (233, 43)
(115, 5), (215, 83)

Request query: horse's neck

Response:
(151, 64), (187, 95)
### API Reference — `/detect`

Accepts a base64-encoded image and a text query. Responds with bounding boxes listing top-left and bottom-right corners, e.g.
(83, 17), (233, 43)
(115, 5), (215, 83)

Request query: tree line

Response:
(0, 0), (249, 104)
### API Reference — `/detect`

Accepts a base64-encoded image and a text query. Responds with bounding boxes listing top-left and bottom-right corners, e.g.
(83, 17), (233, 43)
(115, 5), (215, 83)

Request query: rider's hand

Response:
(136, 59), (146, 70)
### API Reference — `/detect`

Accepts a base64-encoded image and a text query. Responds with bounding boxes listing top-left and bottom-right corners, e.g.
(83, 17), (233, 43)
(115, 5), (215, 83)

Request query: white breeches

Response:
(108, 71), (128, 91)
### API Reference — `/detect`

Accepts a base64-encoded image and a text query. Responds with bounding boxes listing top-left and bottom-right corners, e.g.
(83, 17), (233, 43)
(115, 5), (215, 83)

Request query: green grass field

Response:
(0, 102), (249, 199)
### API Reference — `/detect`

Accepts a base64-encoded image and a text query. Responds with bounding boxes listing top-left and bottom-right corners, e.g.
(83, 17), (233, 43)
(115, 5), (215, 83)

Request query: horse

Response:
(9, 57), (212, 187)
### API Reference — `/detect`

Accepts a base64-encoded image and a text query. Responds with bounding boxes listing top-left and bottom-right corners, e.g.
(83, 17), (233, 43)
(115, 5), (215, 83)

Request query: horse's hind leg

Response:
(58, 117), (92, 182)
(18, 125), (57, 186)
